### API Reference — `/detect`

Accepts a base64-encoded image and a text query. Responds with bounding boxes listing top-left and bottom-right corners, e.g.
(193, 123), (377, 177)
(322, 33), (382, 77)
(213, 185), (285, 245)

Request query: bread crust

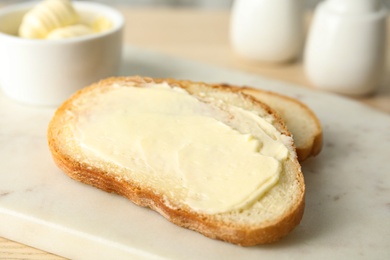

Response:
(47, 76), (305, 246)
(239, 86), (323, 161)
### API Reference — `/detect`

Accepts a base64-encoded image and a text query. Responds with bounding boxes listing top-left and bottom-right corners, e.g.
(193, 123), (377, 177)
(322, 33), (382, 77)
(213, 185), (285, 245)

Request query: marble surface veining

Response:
(0, 46), (389, 259)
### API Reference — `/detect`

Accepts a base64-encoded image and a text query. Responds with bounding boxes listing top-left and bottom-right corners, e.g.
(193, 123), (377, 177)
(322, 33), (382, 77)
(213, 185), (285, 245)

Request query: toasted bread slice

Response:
(239, 87), (323, 162)
(47, 76), (305, 246)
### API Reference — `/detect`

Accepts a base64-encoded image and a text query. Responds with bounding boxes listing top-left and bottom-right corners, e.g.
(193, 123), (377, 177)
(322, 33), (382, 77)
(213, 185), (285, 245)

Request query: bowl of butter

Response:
(0, 0), (124, 106)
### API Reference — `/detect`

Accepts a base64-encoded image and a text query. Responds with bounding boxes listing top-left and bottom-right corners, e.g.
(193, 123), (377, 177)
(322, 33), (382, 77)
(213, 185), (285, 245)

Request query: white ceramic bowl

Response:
(0, 1), (124, 106)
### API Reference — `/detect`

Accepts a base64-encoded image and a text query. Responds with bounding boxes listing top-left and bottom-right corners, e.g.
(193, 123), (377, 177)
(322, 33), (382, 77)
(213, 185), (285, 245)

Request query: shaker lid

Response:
(324, 0), (383, 14)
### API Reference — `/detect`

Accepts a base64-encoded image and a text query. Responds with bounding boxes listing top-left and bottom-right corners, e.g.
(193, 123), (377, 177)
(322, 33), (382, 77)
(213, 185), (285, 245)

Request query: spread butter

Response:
(76, 82), (290, 214)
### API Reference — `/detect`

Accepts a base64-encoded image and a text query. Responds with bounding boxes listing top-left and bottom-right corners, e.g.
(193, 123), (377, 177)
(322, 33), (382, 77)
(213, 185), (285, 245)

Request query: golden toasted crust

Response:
(47, 76), (305, 246)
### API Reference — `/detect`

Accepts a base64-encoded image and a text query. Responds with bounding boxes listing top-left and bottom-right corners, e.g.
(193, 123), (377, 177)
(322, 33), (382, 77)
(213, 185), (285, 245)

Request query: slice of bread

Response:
(47, 76), (305, 246)
(238, 87), (323, 162)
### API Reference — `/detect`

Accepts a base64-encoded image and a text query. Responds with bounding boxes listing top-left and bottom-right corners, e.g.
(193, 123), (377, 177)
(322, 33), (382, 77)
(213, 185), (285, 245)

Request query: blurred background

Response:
(1, 0), (381, 9)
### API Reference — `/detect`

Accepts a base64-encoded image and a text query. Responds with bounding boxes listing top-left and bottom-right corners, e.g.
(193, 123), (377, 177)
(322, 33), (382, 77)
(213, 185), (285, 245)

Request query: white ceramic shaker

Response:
(304, 0), (388, 96)
(230, 0), (305, 63)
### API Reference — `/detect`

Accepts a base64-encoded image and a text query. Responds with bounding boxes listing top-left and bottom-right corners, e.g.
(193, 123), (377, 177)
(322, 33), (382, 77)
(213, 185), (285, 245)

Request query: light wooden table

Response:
(1, 6), (390, 260)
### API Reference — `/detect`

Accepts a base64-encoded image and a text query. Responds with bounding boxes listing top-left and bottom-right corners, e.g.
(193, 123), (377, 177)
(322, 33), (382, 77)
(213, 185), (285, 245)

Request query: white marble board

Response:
(0, 46), (389, 259)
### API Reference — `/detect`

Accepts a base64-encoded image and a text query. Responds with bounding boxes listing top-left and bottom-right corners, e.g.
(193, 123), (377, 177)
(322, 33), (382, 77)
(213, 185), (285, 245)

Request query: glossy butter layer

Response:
(46, 24), (94, 39)
(19, 0), (79, 39)
(75, 82), (290, 214)
(18, 0), (112, 39)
